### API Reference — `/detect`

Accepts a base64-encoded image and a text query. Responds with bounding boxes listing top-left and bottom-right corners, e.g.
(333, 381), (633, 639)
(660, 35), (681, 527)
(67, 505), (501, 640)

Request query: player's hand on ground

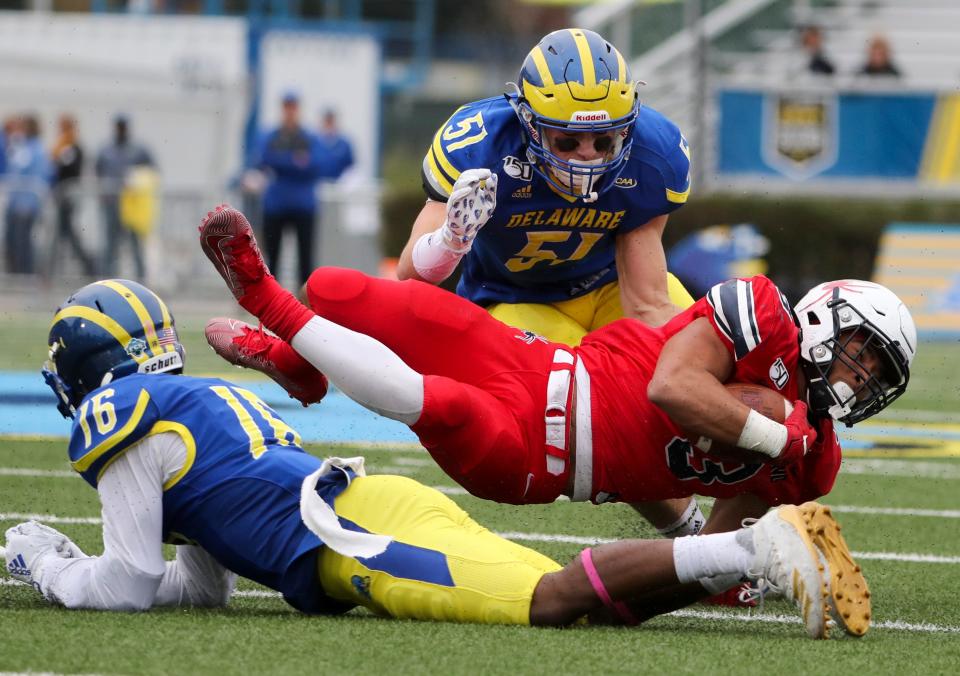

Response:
(772, 401), (817, 467)
(440, 168), (498, 252)
(4, 521), (85, 587)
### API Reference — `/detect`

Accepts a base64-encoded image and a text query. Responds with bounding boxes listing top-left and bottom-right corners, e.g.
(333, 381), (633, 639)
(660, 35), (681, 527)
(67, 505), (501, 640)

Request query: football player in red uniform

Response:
(200, 206), (916, 536)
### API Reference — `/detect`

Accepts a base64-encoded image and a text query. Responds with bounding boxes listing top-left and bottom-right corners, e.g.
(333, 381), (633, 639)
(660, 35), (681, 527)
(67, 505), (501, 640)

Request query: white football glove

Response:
(4, 521), (86, 590)
(439, 168), (497, 252)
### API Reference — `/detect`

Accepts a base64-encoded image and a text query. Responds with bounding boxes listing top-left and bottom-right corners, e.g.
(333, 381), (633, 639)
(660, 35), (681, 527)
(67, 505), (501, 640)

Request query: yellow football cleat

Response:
(798, 502), (872, 638)
(747, 504), (830, 639)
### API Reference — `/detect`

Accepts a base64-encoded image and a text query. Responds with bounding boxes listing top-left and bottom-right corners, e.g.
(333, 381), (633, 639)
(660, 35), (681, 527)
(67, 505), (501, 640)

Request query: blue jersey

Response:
(254, 126), (327, 216)
(67, 373), (351, 614)
(422, 96), (691, 305)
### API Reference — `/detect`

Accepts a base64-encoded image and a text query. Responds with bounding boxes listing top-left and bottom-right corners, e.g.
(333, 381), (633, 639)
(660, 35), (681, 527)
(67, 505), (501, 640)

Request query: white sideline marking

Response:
(670, 609), (960, 634)
(389, 457), (433, 467)
(234, 590), (278, 598)
(0, 513), (102, 525)
(840, 458), (960, 479)
(4, 574), (959, 634)
(0, 672), (105, 676)
(2, 512), (957, 565)
(20, 466), (960, 518)
(883, 409), (960, 424)
(832, 504), (960, 519)
(183, 590), (960, 634)
(0, 468), (75, 478)
(432, 485), (469, 495)
(850, 551), (960, 564)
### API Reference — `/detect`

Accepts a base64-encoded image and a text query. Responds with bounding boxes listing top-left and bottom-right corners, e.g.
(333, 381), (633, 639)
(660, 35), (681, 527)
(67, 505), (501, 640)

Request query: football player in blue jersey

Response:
(2, 279), (869, 638)
(398, 27), (693, 340)
(397, 27), (698, 538)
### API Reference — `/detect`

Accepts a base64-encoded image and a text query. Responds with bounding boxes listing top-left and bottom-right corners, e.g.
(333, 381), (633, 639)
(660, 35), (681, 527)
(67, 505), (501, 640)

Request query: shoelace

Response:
(737, 578), (780, 611)
(739, 516), (782, 612)
(235, 322), (272, 361)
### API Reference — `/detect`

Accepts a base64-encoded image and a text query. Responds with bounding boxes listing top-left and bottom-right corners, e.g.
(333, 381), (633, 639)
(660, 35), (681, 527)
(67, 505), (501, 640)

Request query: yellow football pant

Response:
(317, 475), (561, 624)
(487, 273), (694, 346)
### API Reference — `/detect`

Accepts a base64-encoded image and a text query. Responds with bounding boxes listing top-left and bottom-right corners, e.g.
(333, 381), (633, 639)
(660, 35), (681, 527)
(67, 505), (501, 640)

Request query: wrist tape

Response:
(736, 409), (788, 458)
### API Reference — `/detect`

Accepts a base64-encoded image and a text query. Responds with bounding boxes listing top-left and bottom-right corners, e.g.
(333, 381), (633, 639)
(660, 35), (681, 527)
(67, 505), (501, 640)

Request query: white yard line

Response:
(832, 504), (960, 519)
(669, 609), (960, 634)
(2, 512), (956, 565)
(840, 458), (960, 479)
(233, 589), (278, 598)
(881, 409), (960, 424)
(229, 590), (960, 634)
(9, 455), (960, 485)
(0, 468), (75, 478)
(4, 563), (959, 634)
(0, 513), (102, 524)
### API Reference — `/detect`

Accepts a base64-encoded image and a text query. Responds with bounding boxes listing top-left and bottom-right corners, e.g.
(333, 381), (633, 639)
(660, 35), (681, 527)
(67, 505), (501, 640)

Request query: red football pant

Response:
(303, 267), (568, 504)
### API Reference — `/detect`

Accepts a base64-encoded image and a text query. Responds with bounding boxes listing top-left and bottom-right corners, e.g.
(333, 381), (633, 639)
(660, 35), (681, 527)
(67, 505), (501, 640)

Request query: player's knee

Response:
(305, 266), (369, 307)
(528, 570), (590, 626)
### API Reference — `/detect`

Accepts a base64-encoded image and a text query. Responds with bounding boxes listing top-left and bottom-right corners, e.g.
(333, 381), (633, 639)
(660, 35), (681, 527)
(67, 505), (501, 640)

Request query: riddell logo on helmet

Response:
(571, 111), (610, 122)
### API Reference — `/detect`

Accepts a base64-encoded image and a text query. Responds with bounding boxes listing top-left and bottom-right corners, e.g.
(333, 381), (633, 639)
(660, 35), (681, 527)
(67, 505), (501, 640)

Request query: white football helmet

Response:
(794, 280), (916, 426)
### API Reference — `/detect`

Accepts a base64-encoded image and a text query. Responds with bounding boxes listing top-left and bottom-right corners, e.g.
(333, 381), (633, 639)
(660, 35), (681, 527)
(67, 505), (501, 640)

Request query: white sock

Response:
(672, 531), (754, 584)
(657, 499), (706, 538)
(291, 316), (424, 425)
(699, 572), (744, 595)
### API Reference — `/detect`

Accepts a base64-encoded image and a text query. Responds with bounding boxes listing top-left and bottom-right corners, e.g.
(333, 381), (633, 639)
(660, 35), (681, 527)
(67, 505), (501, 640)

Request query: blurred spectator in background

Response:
(3, 114), (50, 275)
(0, 117), (8, 177)
(317, 109), (354, 182)
(95, 113), (155, 280)
(50, 114), (96, 276)
(800, 25), (835, 76)
(252, 91), (327, 286)
(859, 34), (901, 77)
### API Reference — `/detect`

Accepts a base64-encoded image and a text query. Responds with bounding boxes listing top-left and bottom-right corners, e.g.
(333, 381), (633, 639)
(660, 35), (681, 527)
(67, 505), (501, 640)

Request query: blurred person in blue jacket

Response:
(667, 224), (770, 298)
(95, 114), (155, 280)
(317, 109), (354, 181)
(4, 114), (51, 275)
(253, 92), (329, 286)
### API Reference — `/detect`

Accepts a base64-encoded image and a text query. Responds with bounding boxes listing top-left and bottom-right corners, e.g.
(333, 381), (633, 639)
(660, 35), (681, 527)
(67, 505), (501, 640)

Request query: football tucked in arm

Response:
(690, 383), (793, 460)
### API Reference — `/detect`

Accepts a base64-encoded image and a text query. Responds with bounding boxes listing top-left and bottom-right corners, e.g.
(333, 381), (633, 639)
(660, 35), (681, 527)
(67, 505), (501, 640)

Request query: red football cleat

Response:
(702, 582), (759, 608)
(205, 317), (328, 407)
(199, 204), (271, 303)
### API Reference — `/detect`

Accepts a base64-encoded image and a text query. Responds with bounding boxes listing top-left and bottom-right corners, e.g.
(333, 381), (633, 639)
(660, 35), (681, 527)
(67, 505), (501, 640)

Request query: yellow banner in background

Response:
(873, 224), (960, 336)
(919, 93), (960, 184)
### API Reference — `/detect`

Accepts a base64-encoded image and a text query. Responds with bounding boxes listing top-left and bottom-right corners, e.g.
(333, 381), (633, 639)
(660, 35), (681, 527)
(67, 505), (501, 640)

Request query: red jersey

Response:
(576, 276), (841, 506)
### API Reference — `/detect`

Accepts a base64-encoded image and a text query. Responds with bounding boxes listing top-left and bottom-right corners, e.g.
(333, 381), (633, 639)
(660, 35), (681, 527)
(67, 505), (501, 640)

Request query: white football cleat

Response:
(799, 502), (872, 637)
(746, 504), (831, 639)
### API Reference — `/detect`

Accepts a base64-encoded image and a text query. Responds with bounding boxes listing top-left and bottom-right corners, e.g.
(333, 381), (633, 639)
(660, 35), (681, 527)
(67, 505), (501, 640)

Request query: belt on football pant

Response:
(545, 348), (594, 502)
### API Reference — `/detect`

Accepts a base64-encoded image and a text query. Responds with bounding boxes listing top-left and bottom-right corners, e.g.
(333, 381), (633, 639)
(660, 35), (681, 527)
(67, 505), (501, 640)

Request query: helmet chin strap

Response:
(827, 381), (856, 421)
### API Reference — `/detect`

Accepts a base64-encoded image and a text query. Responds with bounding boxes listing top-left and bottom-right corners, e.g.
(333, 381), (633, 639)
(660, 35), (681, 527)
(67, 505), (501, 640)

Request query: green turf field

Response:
(3, 435), (960, 674)
(2, 316), (959, 674)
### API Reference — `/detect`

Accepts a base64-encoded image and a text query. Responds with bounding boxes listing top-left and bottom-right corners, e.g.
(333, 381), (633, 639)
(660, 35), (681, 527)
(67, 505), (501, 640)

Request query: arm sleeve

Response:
(153, 545), (236, 608)
(39, 433), (231, 610)
(39, 435), (170, 610)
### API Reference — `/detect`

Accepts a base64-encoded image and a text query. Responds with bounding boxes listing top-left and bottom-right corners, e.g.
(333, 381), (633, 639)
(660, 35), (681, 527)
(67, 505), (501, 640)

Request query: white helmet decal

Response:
(794, 280), (916, 426)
